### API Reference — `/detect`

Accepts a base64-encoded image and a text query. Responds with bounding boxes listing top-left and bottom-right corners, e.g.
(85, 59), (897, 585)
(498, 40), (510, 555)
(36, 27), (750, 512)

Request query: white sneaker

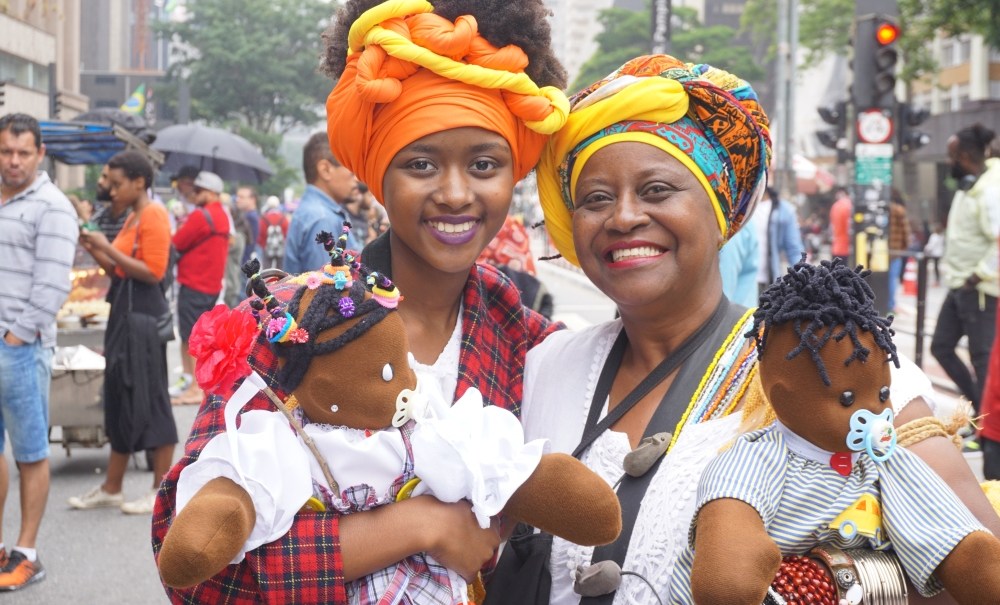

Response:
(168, 374), (192, 398)
(68, 485), (124, 510)
(120, 489), (158, 515)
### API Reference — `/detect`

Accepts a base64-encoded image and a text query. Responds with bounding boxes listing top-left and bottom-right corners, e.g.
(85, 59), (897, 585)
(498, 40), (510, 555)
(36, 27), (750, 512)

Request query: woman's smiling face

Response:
(382, 127), (515, 276)
(571, 141), (724, 310)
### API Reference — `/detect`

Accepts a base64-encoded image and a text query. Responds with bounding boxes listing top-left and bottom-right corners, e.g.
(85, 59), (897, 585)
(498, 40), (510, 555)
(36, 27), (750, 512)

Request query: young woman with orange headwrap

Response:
(152, 1), (571, 603)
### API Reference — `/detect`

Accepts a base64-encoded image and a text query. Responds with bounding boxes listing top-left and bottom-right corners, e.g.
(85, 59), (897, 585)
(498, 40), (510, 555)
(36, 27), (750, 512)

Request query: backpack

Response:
(265, 219), (285, 259)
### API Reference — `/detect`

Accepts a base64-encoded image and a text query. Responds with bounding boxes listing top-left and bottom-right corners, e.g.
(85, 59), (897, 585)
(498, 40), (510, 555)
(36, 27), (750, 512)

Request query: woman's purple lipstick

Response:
(425, 215), (480, 245)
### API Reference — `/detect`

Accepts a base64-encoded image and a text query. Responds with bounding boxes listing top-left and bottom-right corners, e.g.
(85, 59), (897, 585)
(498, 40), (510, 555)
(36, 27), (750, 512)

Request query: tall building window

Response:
(0, 52), (50, 93)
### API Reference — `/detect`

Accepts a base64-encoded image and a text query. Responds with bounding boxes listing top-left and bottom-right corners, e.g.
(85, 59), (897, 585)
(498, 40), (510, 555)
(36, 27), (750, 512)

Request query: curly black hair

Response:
(748, 256), (899, 387)
(321, 0), (567, 89)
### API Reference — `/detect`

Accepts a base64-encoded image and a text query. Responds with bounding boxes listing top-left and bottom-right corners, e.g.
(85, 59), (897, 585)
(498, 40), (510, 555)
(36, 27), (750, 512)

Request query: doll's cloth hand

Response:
(176, 411), (313, 562)
(409, 387), (547, 528)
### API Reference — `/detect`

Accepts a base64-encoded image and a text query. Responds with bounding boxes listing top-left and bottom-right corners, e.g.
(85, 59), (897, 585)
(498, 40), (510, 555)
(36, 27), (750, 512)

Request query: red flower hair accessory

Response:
(188, 304), (258, 395)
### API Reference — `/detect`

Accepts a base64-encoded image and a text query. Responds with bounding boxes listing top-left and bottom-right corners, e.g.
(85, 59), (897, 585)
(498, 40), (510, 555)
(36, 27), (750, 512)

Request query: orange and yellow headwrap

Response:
(326, 0), (570, 205)
(537, 55), (772, 267)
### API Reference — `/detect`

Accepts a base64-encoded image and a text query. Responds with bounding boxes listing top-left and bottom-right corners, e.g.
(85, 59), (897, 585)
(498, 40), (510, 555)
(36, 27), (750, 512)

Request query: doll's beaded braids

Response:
(748, 256), (899, 386)
(240, 227), (401, 393)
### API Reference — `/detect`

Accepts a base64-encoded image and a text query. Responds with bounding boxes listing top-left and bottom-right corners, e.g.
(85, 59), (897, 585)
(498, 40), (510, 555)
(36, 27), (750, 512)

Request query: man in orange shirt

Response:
(829, 186), (853, 261)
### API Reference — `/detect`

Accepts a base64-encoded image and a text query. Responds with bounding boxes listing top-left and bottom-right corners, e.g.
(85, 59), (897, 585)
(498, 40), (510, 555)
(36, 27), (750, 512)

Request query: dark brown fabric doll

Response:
(679, 259), (1000, 605)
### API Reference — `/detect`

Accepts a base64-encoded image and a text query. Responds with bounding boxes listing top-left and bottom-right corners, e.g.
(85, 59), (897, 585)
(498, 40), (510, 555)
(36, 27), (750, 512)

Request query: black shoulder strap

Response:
(572, 297), (730, 459)
(581, 300), (748, 605)
(361, 229), (393, 278)
(199, 206), (218, 234)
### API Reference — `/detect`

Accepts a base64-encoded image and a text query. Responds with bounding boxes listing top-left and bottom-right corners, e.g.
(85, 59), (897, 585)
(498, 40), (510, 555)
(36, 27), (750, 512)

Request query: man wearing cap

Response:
(170, 171), (230, 405)
(165, 165), (199, 231)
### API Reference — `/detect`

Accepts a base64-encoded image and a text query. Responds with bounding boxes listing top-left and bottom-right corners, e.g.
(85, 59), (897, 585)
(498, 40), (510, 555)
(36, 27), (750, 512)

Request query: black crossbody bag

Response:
(125, 213), (175, 342)
(486, 299), (741, 605)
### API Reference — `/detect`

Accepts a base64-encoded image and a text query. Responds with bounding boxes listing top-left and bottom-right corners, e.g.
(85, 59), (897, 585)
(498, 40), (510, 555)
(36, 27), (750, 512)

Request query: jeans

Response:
(0, 339), (53, 462)
(930, 288), (997, 413)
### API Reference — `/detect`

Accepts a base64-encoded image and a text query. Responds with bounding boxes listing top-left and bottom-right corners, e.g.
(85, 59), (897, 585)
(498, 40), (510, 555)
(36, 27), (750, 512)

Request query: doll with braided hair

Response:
(157, 228), (621, 603)
(671, 258), (1000, 605)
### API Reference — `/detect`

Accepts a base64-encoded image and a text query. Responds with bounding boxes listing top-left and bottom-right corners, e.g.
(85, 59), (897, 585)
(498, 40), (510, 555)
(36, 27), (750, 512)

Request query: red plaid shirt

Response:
(152, 263), (557, 604)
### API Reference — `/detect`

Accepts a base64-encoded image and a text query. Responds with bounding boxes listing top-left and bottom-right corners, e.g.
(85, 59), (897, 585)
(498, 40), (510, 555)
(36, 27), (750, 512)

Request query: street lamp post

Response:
(651, 0), (671, 55)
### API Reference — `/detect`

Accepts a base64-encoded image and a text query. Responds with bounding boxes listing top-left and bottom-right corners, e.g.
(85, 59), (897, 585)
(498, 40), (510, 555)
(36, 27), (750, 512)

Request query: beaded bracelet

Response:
(770, 546), (908, 605)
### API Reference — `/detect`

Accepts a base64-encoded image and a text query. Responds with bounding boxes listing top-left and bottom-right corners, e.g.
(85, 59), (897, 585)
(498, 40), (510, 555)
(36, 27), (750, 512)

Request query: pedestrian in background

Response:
(90, 163), (131, 241)
(170, 171), (231, 406)
(931, 123), (1000, 415)
(829, 186), (852, 262)
(751, 186), (804, 292)
(234, 186), (260, 265)
(478, 215), (555, 318)
(0, 113), (78, 590)
(887, 187), (912, 314)
(165, 166), (198, 232)
(73, 150), (178, 516)
(344, 182), (374, 247)
(924, 222), (945, 286)
(719, 225), (760, 307)
(258, 196), (288, 270)
(283, 132), (361, 273)
(222, 192), (250, 309)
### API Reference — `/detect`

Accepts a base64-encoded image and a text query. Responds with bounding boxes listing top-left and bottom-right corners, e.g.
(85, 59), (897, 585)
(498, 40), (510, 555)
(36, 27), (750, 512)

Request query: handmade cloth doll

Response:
(156, 228), (621, 603)
(671, 258), (1000, 605)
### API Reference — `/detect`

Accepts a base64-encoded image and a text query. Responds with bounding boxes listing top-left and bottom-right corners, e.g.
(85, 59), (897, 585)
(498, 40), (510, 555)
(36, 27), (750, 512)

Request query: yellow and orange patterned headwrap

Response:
(326, 0), (569, 205)
(537, 55), (771, 266)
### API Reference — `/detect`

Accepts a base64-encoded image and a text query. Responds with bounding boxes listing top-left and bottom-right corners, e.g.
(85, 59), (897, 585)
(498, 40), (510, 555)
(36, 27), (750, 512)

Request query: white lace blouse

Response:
(521, 320), (934, 605)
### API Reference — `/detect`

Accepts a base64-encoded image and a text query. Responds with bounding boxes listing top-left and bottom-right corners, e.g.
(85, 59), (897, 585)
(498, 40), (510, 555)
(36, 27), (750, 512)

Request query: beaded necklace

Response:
(666, 306), (757, 453)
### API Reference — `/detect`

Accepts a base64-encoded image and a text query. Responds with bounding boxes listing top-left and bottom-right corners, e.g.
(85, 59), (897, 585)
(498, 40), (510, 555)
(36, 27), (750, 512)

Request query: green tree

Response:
(571, 8), (650, 93)
(571, 7), (765, 93)
(741, 0), (988, 84)
(157, 0), (335, 192)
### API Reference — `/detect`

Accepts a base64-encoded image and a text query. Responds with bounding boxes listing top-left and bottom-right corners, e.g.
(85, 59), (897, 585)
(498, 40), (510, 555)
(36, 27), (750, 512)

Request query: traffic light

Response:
(49, 90), (62, 118)
(0, 80), (5, 107)
(898, 103), (931, 153)
(851, 15), (900, 111)
(816, 100), (851, 163)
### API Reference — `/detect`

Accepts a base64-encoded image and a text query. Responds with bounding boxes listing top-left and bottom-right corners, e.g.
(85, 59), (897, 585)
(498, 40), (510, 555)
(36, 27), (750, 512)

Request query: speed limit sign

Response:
(857, 109), (893, 144)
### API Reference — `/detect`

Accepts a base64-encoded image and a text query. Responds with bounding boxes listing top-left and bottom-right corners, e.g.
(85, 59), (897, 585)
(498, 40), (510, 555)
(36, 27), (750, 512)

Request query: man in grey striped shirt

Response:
(0, 113), (78, 591)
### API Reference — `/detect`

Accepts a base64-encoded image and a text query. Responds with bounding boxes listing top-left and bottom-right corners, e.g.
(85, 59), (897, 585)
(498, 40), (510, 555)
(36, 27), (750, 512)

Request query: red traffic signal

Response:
(876, 22), (899, 46)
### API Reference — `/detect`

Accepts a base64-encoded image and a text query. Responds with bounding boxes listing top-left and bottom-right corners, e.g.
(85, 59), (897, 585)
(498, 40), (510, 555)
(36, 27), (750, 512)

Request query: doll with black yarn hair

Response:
(673, 258), (1000, 605)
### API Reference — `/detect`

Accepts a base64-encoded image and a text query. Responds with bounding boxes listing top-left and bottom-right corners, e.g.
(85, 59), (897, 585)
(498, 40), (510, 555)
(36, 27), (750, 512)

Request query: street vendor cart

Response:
(51, 263), (111, 454)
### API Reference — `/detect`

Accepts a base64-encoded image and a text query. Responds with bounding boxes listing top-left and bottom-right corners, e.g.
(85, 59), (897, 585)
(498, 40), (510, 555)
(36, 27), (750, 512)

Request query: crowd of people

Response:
(1, 0), (1000, 601)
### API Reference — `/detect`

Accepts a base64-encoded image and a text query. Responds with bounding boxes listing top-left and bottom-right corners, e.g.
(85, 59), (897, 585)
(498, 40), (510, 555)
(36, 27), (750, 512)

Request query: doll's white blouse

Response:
(520, 320), (935, 605)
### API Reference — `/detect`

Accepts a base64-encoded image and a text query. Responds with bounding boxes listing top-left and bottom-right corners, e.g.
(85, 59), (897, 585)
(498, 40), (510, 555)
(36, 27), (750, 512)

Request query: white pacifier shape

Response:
(392, 388), (430, 427)
(846, 407), (896, 462)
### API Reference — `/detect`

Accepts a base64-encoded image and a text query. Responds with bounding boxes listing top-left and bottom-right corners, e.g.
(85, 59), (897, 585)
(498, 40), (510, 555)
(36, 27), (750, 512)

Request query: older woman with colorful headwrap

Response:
(153, 1), (573, 603)
(516, 55), (1000, 605)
